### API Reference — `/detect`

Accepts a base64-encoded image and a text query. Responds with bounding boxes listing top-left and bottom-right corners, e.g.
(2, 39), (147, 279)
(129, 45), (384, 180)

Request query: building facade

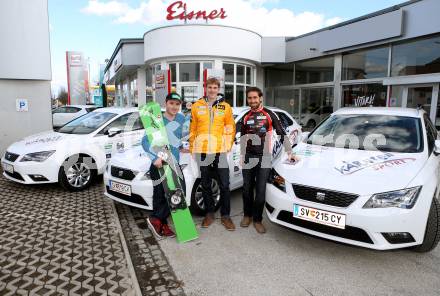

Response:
(0, 0), (52, 154)
(105, 0), (440, 129)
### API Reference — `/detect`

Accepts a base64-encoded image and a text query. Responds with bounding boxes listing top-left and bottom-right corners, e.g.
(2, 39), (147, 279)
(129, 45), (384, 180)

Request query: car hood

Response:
(6, 130), (82, 155)
(110, 146), (152, 173)
(275, 143), (427, 196)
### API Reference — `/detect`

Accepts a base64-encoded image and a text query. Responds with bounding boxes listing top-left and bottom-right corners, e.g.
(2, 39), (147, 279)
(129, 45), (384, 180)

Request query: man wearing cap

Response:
(142, 93), (187, 239)
(189, 77), (236, 231)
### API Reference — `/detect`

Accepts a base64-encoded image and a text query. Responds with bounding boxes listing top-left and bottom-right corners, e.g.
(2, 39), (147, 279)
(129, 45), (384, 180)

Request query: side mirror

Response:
(434, 140), (440, 155)
(107, 127), (122, 137)
(301, 132), (310, 143)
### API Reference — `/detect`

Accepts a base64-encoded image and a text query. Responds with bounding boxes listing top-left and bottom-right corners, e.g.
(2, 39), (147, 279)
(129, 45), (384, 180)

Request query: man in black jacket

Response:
(239, 87), (295, 233)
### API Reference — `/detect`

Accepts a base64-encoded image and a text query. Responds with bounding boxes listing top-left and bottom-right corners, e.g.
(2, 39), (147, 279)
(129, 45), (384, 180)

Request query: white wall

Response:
(0, 80), (52, 154)
(0, 0), (52, 155)
(0, 0), (51, 80)
(144, 25), (262, 64)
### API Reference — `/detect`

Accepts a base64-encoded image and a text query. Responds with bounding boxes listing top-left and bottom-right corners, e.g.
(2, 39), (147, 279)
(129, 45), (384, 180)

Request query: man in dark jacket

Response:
(240, 87), (295, 233)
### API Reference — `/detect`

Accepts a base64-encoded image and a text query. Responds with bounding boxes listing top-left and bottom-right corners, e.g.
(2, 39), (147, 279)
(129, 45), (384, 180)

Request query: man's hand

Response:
(153, 158), (163, 168)
(287, 153), (300, 163)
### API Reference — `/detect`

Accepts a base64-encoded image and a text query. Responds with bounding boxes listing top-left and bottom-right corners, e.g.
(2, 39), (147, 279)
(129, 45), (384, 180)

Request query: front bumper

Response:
(1, 154), (59, 184)
(103, 167), (154, 210)
(265, 183), (431, 250)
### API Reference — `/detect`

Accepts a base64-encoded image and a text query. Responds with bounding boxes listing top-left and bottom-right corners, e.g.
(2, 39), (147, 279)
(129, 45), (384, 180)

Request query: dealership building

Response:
(0, 0), (52, 154)
(105, 0), (440, 129)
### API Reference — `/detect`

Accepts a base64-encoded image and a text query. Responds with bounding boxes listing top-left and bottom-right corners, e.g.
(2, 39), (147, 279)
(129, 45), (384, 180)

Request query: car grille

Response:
(4, 151), (19, 162)
(4, 171), (25, 181)
(292, 184), (358, 208)
(106, 186), (149, 207)
(111, 166), (137, 181)
(277, 210), (373, 244)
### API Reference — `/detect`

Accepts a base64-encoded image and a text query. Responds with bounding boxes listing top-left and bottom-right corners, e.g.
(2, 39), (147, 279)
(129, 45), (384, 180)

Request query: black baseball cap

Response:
(166, 93), (182, 103)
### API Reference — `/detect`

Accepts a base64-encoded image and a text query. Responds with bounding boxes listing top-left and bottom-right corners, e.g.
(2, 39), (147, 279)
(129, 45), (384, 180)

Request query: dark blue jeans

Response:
(242, 154), (271, 222)
(197, 153), (231, 217)
(150, 164), (185, 224)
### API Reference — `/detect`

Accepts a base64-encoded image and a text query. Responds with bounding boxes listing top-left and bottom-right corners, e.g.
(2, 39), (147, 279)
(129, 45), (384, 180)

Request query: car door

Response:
(275, 111), (300, 146)
(424, 114), (440, 191)
(52, 107), (67, 127)
(229, 113), (245, 189)
(95, 112), (145, 160)
(60, 107), (82, 126)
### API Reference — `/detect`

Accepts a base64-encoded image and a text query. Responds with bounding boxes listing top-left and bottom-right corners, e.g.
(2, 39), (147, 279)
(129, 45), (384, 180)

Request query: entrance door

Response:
(390, 84), (439, 128)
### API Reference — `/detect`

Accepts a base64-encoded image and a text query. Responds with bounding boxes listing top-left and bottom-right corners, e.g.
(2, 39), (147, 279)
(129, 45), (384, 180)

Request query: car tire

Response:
(58, 155), (97, 191)
(413, 197), (440, 253)
(189, 178), (221, 216)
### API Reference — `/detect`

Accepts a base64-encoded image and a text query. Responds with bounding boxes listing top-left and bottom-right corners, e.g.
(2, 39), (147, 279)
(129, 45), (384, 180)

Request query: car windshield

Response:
(307, 114), (423, 153)
(58, 112), (117, 134)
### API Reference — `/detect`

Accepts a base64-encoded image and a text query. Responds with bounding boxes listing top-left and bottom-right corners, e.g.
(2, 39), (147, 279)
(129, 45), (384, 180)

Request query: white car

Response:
(266, 107), (440, 252)
(52, 105), (98, 128)
(2, 108), (145, 191)
(294, 105), (333, 129)
(104, 107), (301, 215)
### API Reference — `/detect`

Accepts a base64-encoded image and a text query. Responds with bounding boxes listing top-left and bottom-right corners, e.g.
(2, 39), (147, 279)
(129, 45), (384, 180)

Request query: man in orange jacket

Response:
(189, 77), (236, 230)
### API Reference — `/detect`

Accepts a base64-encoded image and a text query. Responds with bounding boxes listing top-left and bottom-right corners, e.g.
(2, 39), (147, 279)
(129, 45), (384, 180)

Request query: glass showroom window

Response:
(300, 88), (334, 129)
(265, 65), (294, 87)
(273, 89), (299, 119)
(342, 46), (389, 80)
(295, 57), (334, 85)
(391, 34), (440, 76)
(179, 62), (200, 82)
(223, 63), (254, 107)
(342, 84), (387, 107)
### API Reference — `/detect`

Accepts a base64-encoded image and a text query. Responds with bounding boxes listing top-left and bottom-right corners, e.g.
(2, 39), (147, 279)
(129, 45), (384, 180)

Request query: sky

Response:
(48, 0), (407, 95)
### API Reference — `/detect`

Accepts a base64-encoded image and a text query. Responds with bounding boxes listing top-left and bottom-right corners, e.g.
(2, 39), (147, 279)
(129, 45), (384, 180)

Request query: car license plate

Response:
(2, 162), (14, 174)
(293, 204), (346, 229)
(110, 180), (131, 196)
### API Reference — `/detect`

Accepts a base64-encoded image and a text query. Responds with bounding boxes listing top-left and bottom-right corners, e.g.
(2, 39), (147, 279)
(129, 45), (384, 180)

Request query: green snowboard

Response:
(139, 102), (198, 243)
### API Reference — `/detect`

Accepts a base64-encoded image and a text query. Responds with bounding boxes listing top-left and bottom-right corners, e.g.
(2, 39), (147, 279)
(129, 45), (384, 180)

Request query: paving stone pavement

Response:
(0, 176), (137, 296)
(115, 205), (185, 296)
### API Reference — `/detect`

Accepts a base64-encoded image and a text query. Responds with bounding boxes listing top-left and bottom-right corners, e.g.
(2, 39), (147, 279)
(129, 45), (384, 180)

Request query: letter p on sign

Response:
(16, 99), (29, 112)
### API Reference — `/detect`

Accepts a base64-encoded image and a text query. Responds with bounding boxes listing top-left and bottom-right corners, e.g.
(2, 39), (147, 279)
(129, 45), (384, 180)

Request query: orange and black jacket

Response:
(189, 96), (235, 154)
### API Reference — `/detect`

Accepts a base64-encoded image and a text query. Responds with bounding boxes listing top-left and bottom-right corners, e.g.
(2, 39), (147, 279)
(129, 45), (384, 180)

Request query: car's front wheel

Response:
(58, 155), (97, 191)
(413, 197), (440, 252)
(189, 178), (221, 216)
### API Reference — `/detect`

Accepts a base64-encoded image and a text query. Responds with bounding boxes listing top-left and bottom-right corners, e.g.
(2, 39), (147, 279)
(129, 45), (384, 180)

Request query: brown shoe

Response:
(221, 217), (236, 231)
(201, 213), (215, 228)
(253, 222), (266, 234)
(240, 216), (252, 227)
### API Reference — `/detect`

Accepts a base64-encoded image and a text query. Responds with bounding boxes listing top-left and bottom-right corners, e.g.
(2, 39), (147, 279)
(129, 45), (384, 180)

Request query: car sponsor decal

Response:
(216, 105), (225, 110)
(334, 152), (416, 175)
(25, 135), (63, 145)
(293, 145), (328, 156)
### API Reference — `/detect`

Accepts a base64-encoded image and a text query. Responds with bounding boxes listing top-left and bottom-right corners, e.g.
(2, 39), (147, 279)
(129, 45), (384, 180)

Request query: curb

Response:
(111, 200), (143, 296)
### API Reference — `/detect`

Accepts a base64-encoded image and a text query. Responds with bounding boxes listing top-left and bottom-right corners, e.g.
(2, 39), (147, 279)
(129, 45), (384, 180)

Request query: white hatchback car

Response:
(104, 107), (301, 215)
(266, 107), (440, 252)
(52, 105), (98, 128)
(2, 108), (145, 191)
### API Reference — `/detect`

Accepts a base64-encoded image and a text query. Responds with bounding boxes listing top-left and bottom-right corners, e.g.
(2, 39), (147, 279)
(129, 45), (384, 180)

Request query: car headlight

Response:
(268, 169), (286, 192)
(363, 186), (422, 209)
(20, 150), (55, 162)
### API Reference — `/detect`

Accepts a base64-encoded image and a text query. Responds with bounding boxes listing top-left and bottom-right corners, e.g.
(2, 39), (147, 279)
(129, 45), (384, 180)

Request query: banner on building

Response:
(154, 69), (171, 107)
(66, 51), (89, 105)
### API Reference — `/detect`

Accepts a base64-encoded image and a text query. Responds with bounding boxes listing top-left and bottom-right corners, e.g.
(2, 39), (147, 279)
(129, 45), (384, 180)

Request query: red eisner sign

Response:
(166, 1), (227, 21)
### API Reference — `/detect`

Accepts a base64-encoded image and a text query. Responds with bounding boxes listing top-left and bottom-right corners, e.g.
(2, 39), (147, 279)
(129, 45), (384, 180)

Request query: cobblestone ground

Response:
(0, 176), (136, 296)
(115, 205), (185, 296)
